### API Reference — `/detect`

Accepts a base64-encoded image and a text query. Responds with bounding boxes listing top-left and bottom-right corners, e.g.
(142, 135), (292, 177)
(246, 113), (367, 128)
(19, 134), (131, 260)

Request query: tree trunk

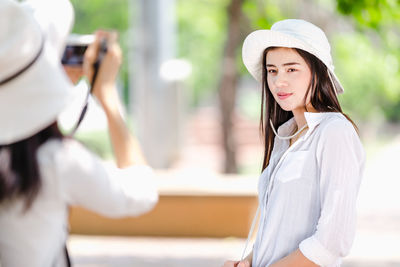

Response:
(218, 0), (243, 173)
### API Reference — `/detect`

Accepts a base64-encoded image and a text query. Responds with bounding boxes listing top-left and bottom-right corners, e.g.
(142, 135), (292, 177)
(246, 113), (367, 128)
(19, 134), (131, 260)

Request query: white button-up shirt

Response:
(252, 112), (365, 267)
(0, 139), (158, 267)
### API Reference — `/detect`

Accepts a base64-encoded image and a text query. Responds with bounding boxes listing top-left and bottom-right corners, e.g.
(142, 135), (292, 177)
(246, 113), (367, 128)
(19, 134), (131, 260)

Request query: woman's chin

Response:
(277, 104), (294, 112)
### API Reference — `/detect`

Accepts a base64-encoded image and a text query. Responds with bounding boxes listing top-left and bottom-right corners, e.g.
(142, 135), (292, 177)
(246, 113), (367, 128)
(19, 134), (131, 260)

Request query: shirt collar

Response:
(277, 112), (343, 137)
(277, 117), (296, 136)
(304, 112), (344, 131)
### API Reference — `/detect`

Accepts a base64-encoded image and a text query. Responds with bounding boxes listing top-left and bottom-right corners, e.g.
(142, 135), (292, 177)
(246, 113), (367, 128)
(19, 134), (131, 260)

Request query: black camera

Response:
(61, 34), (94, 66)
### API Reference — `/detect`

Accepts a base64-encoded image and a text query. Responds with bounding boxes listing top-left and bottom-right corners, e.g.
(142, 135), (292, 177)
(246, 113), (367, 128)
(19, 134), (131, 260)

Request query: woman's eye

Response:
(267, 69), (277, 74)
(288, 68), (297, 72)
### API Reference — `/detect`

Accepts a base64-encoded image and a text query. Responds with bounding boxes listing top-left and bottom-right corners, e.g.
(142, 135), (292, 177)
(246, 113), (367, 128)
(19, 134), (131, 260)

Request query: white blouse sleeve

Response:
(299, 119), (365, 266)
(41, 139), (158, 218)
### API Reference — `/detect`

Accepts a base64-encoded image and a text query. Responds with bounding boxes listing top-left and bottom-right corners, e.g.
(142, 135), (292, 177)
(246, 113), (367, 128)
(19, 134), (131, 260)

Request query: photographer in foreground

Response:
(0, 1), (158, 266)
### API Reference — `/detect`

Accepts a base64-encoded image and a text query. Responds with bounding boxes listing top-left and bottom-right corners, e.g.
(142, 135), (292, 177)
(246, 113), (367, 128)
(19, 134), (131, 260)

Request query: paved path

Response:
(69, 229), (400, 267)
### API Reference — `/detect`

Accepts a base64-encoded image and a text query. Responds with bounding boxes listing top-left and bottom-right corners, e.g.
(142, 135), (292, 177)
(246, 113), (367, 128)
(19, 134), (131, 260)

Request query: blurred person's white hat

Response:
(242, 19), (344, 94)
(0, 0), (75, 145)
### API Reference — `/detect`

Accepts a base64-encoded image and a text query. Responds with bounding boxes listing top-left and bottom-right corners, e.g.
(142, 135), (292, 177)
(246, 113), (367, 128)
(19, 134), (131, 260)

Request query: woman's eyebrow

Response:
(266, 62), (301, 67)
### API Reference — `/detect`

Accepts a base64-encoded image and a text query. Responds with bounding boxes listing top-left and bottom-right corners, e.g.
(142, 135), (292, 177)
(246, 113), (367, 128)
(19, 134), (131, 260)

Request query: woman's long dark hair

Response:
(0, 122), (63, 210)
(260, 47), (357, 171)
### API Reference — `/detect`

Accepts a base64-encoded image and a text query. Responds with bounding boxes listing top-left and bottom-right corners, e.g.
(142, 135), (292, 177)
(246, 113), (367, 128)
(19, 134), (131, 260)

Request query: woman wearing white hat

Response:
(223, 19), (365, 267)
(0, 1), (157, 266)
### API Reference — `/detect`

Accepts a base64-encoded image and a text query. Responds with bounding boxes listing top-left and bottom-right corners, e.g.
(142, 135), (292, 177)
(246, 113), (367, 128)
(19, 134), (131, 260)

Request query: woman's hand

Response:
(268, 249), (318, 267)
(83, 30), (122, 108)
(222, 260), (250, 267)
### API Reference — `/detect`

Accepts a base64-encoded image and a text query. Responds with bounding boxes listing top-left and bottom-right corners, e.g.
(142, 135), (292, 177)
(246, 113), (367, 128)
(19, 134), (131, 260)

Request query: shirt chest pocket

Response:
(275, 151), (310, 183)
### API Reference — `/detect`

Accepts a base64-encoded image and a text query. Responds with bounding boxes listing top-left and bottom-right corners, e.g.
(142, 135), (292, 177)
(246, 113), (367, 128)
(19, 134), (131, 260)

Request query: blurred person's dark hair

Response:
(0, 122), (63, 210)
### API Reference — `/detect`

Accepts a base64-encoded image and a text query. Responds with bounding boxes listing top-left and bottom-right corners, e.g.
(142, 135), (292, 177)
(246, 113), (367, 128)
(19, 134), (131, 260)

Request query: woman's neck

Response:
(292, 110), (307, 130)
(292, 106), (317, 129)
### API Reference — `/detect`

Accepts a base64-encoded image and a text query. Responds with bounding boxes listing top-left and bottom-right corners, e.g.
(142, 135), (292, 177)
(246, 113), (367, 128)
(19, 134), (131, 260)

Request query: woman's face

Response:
(266, 47), (313, 113)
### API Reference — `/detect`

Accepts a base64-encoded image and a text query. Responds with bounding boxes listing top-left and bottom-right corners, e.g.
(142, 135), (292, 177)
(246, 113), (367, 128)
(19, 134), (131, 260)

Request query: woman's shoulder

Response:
(38, 137), (83, 153)
(315, 113), (364, 156)
(313, 113), (366, 170)
(317, 112), (358, 137)
(37, 138), (93, 165)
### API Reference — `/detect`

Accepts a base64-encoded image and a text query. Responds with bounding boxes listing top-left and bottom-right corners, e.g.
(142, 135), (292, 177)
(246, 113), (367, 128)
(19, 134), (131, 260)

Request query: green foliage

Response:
(70, 0), (129, 33)
(176, 0), (230, 105)
(242, 0), (285, 30)
(336, 0), (400, 29)
(334, 33), (400, 121)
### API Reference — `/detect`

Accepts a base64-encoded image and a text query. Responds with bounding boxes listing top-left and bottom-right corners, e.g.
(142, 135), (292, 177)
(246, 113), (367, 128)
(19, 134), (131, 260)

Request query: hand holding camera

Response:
(83, 30), (122, 109)
(61, 31), (122, 135)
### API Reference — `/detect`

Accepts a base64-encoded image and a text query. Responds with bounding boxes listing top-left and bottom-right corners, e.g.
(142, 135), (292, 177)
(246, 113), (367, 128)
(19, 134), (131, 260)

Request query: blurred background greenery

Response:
(69, 0), (400, 173)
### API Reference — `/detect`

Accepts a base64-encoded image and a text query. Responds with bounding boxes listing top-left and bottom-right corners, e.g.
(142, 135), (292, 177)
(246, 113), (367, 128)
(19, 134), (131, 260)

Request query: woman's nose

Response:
(274, 72), (288, 87)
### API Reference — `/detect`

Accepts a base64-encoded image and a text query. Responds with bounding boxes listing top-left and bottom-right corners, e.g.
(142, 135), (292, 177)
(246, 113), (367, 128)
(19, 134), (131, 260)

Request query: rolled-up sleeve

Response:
(299, 119), (365, 266)
(46, 139), (158, 218)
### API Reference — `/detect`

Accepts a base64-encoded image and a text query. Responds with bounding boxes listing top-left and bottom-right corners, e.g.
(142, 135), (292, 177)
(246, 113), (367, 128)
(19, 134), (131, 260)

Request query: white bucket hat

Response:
(0, 0), (75, 145)
(242, 19), (344, 94)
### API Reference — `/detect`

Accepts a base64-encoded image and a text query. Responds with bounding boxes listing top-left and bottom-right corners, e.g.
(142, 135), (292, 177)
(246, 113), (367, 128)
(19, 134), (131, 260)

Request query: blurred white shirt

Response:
(0, 139), (158, 267)
(252, 112), (365, 267)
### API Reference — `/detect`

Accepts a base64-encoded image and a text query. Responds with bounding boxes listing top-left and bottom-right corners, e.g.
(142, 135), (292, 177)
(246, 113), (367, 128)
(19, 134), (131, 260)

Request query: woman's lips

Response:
(277, 92), (293, 100)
